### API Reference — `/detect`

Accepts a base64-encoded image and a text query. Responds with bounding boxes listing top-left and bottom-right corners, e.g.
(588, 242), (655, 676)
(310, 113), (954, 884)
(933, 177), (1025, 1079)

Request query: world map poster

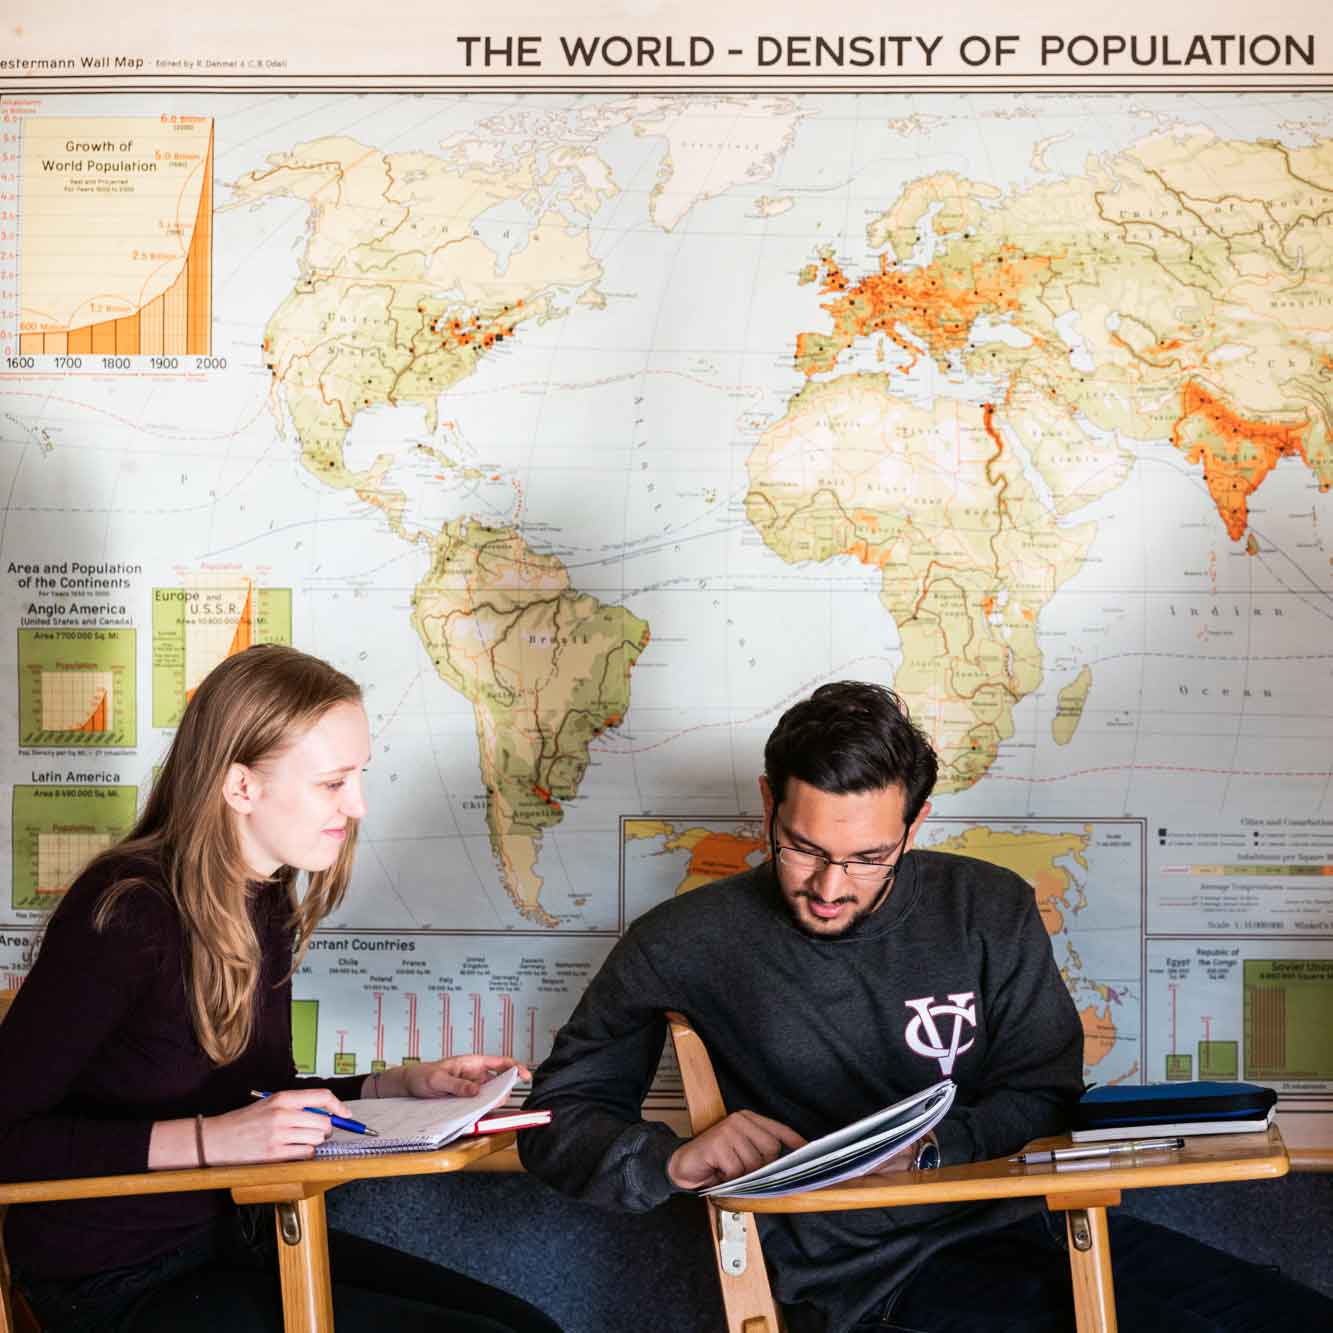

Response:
(2, 69), (1331, 1142)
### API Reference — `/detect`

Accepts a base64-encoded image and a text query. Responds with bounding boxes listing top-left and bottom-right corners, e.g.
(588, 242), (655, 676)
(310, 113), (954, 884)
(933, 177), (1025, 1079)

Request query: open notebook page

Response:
(316, 1066), (519, 1157)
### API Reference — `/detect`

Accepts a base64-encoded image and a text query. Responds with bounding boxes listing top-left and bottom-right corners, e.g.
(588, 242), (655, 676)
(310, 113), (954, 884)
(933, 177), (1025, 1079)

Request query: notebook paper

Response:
(315, 1067), (520, 1157)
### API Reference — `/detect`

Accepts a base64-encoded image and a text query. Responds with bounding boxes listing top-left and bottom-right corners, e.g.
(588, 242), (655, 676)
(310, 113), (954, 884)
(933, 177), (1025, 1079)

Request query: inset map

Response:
(917, 820), (1144, 1086)
(621, 817), (767, 926)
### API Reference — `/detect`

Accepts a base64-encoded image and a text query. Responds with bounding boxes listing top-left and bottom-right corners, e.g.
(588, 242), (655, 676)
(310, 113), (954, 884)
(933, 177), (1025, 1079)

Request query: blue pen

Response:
(249, 1090), (381, 1137)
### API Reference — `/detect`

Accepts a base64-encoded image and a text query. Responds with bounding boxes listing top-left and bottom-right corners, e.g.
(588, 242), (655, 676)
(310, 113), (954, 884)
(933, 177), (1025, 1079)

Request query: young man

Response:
(519, 683), (1330, 1332)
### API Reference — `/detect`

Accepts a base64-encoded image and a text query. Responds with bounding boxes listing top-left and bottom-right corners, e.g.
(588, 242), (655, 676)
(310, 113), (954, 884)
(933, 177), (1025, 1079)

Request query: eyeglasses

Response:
(772, 837), (905, 884)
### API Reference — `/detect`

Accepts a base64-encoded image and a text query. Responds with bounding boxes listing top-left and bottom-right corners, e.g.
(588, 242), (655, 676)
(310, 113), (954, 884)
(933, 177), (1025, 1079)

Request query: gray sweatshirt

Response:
(520, 851), (1084, 1331)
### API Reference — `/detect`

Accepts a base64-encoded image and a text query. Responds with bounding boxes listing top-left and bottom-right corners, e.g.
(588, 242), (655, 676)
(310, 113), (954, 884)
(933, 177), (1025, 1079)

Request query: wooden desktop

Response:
(711, 1127), (1289, 1333)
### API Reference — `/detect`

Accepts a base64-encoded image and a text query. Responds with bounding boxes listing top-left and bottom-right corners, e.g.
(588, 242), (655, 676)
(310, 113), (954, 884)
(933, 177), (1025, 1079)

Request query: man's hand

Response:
(667, 1110), (806, 1190)
(877, 1146), (917, 1173)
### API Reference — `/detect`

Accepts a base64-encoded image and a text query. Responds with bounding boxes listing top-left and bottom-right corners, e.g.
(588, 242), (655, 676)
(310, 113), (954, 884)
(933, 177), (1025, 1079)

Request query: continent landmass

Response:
(231, 136), (607, 492)
(1079, 1004), (1118, 1068)
(238, 134), (654, 926)
(751, 133), (1333, 791)
(624, 821), (766, 896)
(746, 379), (1096, 791)
(794, 243), (1051, 377)
(927, 825), (1092, 935)
(926, 824), (1122, 1070)
(413, 520), (650, 925)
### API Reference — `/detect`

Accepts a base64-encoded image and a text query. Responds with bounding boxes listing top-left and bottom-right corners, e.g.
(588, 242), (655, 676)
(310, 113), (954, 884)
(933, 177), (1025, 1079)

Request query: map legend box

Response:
(1244, 960), (1333, 1083)
(18, 629), (137, 749)
(152, 575), (292, 728)
(11, 785), (138, 912)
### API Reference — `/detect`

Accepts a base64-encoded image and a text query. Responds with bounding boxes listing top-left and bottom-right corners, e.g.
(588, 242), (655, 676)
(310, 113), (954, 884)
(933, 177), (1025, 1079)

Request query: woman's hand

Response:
(203, 1088), (354, 1163)
(367, 1055), (531, 1100)
(149, 1088), (353, 1168)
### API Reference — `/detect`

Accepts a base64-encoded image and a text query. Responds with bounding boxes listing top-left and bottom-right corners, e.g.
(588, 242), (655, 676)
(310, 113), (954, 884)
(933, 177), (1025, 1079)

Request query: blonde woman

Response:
(0, 644), (561, 1333)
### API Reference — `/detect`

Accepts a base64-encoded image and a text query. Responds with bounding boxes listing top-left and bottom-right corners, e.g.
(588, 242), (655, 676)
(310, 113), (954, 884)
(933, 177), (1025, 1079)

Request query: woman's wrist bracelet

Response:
(194, 1114), (209, 1167)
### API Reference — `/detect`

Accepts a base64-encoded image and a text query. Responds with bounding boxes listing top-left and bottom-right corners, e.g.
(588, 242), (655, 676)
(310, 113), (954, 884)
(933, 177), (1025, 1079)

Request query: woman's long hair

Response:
(90, 644), (363, 1065)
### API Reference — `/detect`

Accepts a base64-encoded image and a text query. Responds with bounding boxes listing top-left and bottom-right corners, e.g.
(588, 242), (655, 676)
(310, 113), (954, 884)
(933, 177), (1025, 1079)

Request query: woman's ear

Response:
(221, 762), (259, 815)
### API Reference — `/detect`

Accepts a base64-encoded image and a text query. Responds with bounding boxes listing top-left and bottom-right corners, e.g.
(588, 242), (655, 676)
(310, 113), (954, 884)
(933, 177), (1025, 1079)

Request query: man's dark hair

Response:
(764, 681), (938, 820)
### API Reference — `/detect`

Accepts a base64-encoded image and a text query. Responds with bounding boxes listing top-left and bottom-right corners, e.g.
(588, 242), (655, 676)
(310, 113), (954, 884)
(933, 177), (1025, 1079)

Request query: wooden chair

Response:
(666, 1010), (1289, 1333)
(667, 1011), (785, 1333)
(0, 988), (514, 1333)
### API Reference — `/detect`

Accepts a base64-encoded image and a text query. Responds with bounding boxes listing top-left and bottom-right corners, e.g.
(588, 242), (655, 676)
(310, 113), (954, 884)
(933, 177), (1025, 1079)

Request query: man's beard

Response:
(780, 886), (877, 939)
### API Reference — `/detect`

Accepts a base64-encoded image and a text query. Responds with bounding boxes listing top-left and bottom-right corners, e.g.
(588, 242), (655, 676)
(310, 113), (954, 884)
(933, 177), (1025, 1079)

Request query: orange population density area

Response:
(1032, 866), (1073, 935)
(183, 584), (253, 706)
(76, 690), (108, 733)
(685, 832), (764, 881)
(795, 248), (1050, 375)
(1171, 381), (1317, 541)
(671, 831), (766, 897)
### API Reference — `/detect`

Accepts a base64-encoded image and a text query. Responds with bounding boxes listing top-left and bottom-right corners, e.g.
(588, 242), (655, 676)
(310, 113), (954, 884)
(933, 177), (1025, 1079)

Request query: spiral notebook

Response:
(316, 1067), (521, 1157)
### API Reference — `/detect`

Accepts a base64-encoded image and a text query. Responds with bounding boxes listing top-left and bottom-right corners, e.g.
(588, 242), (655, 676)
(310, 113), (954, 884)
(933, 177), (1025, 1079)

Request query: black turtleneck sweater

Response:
(0, 853), (363, 1281)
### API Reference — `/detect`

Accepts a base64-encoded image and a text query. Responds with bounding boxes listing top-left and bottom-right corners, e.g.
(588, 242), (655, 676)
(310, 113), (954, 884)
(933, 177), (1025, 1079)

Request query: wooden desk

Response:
(1289, 1146), (1333, 1173)
(711, 1128), (1289, 1333)
(0, 1132), (515, 1333)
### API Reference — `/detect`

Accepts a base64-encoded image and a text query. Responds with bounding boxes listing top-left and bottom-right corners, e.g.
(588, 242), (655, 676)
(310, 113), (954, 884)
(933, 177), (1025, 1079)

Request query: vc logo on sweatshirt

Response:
(903, 993), (977, 1075)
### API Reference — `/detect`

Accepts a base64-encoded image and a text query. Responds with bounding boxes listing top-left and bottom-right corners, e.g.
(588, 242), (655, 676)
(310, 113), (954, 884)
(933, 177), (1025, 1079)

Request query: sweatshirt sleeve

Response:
(934, 887), (1085, 1166)
(518, 931), (688, 1211)
(0, 877), (161, 1182)
(288, 1072), (369, 1101)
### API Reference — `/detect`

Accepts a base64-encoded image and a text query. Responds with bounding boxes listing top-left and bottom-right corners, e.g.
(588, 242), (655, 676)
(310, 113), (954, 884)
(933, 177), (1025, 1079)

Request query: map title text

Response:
(454, 33), (1317, 71)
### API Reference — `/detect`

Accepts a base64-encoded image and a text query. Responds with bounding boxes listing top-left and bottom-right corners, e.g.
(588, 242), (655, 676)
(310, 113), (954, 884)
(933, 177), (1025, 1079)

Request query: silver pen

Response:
(1010, 1136), (1185, 1165)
